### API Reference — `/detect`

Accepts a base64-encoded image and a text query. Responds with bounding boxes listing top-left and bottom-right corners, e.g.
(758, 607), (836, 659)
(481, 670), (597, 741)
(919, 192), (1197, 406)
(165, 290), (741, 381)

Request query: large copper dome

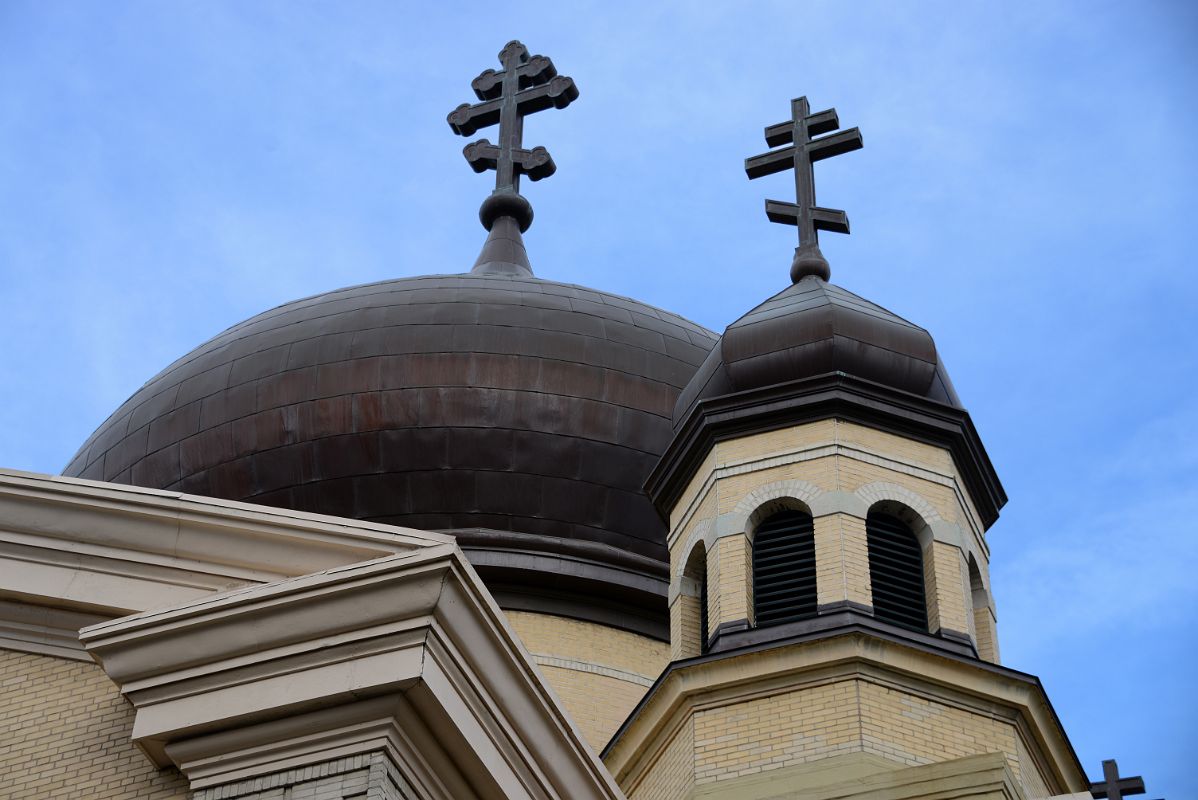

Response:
(64, 273), (716, 565)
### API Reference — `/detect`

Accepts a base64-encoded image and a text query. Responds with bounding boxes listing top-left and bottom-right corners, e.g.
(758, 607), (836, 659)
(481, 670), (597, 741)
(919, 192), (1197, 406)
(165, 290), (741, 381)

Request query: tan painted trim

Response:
(0, 599), (107, 660)
(0, 468), (452, 659)
(81, 546), (626, 800)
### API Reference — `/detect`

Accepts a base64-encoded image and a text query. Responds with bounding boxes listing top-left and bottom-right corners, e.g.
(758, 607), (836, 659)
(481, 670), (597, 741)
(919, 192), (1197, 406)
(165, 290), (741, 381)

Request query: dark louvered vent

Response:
(752, 510), (817, 627)
(699, 565), (709, 653)
(866, 511), (928, 631)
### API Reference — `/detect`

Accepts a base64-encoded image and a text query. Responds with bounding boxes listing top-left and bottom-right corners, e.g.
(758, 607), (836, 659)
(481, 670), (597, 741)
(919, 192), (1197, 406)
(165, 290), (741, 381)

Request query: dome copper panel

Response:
(673, 276), (960, 428)
(64, 274), (716, 563)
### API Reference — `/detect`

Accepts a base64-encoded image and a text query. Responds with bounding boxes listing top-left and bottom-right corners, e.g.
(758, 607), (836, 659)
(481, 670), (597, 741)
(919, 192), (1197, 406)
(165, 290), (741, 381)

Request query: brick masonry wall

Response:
(627, 718), (694, 800)
(0, 647), (189, 799)
(191, 752), (414, 799)
(680, 677), (1047, 798)
(504, 611), (668, 751)
(814, 512), (872, 608)
(666, 419), (989, 656)
(974, 606), (1000, 663)
(927, 541), (970, 634)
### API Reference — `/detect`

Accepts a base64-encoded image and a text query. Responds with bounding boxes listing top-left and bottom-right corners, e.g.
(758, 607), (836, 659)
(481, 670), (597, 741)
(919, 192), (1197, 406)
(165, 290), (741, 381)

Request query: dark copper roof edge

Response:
(599, 615), (1088, 790)
(645, 371), (1006, 529)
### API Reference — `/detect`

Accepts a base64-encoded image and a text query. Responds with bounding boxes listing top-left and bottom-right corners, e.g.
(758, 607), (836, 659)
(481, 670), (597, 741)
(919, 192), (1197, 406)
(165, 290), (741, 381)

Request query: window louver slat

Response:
(752, 510), (817, 628)
(866, 512), (928, 632)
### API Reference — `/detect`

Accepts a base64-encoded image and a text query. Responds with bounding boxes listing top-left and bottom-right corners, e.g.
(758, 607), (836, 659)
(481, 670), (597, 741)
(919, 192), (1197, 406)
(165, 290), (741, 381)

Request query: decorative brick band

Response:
(531, 653), (656, 687)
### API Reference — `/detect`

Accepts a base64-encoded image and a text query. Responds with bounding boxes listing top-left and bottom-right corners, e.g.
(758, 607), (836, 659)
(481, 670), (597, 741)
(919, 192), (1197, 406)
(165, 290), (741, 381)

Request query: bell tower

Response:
(602, 97), (1089, 800)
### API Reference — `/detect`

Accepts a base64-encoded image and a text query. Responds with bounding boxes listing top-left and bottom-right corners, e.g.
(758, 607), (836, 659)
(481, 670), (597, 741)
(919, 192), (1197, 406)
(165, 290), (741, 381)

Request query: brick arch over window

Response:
(854, 482), (942, 531)
(725, 479), (823, 541)
(674, 517), (714, 586)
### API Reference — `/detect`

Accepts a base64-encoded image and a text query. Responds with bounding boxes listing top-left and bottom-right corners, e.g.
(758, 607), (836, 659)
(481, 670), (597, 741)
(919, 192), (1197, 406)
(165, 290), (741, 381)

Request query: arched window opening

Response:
(682, 544), (709, 655)
(752, 509), (816, 627)
(866, 510), (928, 632)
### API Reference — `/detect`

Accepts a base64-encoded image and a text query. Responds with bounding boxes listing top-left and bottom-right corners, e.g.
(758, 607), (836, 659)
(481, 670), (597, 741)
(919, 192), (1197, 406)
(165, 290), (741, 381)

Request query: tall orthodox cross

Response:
(448, 41), (578, 240)
(745, 96), (863, 282)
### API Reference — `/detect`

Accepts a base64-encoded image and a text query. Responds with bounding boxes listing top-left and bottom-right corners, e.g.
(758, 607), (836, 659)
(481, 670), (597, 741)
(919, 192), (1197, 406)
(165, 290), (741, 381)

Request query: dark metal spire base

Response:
(472, 213), (533, 277)
(480, 191), (533, 232)
(791, 243), (830, 283)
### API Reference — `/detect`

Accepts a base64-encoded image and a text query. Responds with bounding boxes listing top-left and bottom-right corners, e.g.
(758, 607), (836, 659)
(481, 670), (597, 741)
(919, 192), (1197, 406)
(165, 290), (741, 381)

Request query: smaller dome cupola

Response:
(649, 94), (1005, 663)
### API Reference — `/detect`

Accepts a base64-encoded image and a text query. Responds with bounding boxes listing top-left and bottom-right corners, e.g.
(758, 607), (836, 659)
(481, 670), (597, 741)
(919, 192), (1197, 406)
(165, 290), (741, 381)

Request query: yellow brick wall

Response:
(857, 681), (1018, 773)
(814, 513), (872, 608)
(974, 606), (1000, 663)
(627, 719), (694, 800)
(671, 594), (703, 661)
(504, 611), (668, 751)
(714, 419), (839, 469)
(714, 535), (750, 626)
(666, 419), (987, 655)
(693, 679), (861, 783)
(1016, 734), (1053, 799)
(0, 648), (189, 799)
(926, 541), (970, 634)
(651, 676), (1052, 799)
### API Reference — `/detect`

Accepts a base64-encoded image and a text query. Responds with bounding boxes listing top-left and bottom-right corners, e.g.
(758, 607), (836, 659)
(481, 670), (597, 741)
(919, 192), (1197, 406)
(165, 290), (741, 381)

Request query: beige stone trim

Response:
(531, 653), (656, 688)
(667, 431), (987, 561)
(81, 546), (625, 799)
(0, 468), (450, 659)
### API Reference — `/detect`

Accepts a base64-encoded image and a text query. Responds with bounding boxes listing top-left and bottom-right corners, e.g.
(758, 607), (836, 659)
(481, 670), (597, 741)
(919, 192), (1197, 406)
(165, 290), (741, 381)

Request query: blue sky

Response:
(1, 1), (1194, 795)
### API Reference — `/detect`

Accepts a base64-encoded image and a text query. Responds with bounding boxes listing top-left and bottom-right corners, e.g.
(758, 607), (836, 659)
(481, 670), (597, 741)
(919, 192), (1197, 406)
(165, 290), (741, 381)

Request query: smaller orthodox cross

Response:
(745, 96), (862, 282)
(1090, 759), (1148, 800)
(448, 40), (578, 234)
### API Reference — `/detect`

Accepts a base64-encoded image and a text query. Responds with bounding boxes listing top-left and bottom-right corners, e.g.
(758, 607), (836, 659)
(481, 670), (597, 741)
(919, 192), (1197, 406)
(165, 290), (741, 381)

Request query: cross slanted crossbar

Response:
(745, 96), (862, 282)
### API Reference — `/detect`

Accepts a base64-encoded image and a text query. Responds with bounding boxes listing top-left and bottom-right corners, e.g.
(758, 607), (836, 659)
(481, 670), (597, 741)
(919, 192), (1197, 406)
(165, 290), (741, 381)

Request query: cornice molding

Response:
(80, 546), (625, 799)
(647, 373), (1006, 530)
(0, 469), (450, 655)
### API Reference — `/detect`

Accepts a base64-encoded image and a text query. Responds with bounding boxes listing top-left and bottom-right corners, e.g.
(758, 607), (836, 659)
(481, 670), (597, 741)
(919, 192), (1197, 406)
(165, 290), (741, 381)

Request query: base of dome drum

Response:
(446, 527), (670, 641)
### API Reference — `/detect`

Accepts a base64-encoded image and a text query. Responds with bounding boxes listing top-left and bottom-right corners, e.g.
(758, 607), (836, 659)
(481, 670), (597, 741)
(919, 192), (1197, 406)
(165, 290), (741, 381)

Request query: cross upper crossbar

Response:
(447, 41), (578, 195)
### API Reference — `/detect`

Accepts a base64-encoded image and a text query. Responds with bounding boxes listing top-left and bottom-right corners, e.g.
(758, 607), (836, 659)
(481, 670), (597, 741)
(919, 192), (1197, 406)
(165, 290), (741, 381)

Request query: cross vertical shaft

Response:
(495, 43), (525, 195)
(790, 96), (818, 253)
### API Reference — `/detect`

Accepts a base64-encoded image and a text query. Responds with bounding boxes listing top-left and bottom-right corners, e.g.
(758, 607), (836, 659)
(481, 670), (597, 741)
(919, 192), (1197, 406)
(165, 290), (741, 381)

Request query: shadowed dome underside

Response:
(65, 274), (717, 563)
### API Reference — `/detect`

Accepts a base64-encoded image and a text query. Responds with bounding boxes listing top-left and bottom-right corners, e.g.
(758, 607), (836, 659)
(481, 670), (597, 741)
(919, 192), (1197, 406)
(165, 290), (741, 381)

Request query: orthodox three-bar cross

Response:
(448, 40), (578, 229)
(745, 96), (863, 282)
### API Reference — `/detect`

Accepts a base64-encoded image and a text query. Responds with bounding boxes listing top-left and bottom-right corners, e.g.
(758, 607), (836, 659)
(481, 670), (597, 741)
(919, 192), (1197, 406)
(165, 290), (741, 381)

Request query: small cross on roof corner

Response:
(745, 96), (863, 284)
(1090, 759), (1155, 800)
